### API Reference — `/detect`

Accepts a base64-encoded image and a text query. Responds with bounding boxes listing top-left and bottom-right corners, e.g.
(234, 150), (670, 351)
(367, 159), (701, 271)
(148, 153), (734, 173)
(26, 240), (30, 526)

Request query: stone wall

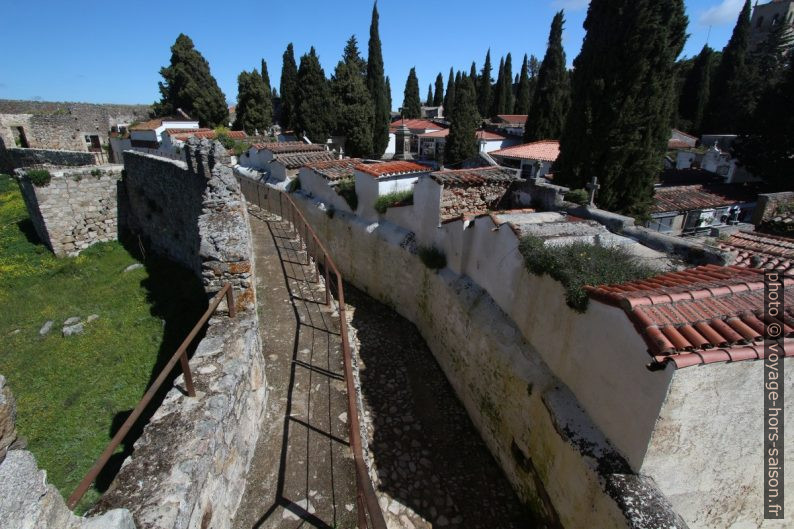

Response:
(0, 376), (136, 529)
(439, 182), (515, 220)
(122, 140), (255, 311)
(4, 147), (97, 171)
(16, 165), (123, 256)
(752, 191), (794, 225)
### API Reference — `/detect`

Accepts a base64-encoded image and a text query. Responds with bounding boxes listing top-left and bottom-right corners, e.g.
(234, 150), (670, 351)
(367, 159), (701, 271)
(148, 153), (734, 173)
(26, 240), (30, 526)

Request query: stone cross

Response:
(586, 176), (600, 207)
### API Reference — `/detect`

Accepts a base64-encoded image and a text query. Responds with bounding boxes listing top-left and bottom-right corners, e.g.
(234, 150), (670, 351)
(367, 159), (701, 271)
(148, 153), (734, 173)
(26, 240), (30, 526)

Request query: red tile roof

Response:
(129, 118), (199, 131)
(586, 265), (794, 369)
(496, 114), (528, 125)
(651, 184), (755, 214)
(252, 141), (326, 154)
(303, 158), (362, 181)
(668, 139), (693, 150)
(719, 231), (794, 277)
(672, 128), (698, 141)
(355, 161), (430, 178)
(430, 166), (521, 186)
(273, 151), (335, 169)
(167, 129), (247, 141)
(491, 140), (560, 162)
(389, 119), (444, 132)
(418, 129), (507, 141)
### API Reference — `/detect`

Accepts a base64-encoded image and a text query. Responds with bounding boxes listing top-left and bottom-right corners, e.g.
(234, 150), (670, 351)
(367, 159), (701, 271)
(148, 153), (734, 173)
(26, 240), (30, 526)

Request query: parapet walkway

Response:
(234, 203), (528, 529)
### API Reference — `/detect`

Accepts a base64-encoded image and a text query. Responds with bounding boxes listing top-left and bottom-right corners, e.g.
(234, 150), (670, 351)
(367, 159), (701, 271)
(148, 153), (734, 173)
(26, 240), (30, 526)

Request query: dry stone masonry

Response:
(16, 165), (123, 256)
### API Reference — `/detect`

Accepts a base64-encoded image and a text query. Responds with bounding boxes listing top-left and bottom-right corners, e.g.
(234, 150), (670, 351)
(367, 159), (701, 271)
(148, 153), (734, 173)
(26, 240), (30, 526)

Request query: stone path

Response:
(233, 206), (357, 529)
(345, 287), (529, 529)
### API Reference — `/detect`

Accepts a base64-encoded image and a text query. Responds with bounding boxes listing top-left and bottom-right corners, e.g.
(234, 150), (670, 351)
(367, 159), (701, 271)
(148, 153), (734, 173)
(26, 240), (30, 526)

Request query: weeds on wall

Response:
(26, 169), (52, 187)
(518, 236), (655, 312)
(374, 190), (413, 214)
(286, 178), (301, 193)
(418, 245), (447, 270)
(563, 189), (588, 205)
(335, 178), (358, 211)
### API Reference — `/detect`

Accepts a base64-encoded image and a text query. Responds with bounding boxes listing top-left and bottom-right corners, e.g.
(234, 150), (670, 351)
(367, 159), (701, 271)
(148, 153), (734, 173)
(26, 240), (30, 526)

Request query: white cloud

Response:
(551, 0), (590, 11)
(698, 0), (745, 27)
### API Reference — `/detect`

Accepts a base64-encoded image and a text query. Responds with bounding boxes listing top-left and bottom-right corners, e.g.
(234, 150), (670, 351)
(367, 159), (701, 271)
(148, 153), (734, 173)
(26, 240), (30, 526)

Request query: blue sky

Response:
(0, 0), (749, 109)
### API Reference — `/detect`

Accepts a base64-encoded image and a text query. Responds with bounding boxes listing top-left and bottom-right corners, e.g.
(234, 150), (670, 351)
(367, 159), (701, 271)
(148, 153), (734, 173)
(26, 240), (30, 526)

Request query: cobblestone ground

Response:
(345, 287), (530, 529)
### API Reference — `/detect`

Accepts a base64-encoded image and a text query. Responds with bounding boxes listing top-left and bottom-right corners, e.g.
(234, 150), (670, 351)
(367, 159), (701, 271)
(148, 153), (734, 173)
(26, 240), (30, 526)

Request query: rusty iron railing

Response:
(237, 175), (387, 529)
(66, 283), (236, 510)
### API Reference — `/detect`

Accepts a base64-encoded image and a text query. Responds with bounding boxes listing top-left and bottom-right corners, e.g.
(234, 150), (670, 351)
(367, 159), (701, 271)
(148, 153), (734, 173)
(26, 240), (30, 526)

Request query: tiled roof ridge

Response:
(355, 161), (429, 177)
(653, 339), (793, 369)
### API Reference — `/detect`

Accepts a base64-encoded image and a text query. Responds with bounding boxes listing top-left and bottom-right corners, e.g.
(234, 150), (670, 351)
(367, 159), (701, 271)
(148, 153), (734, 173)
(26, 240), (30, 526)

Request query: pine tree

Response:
(425, 84), (433, 106)
(280, 43), (299, 130)
(445, 75), (479, 164)
(677, 45), (713, 134)
(443, 68), (456, 118)
(233, 69), (272, 134)
(525, 11), (570, 142)
(153, 34), (228, 127)
(295, 48), (333, 143)
(557, 0), (688, 217)
(332, 52), (374, 157)
(515, 54), (532, 115)
(501, 53), (514, 115)
(477, 51), (493, 118)
(402, 68), (422, 118)
(433, 73), (444, 106)
(703, 0), (753, 133)
(734, 59), (794, 191)
(367, 2), (390, 156)
(343, 35), (367, 77)
(490, 57), (505, 117)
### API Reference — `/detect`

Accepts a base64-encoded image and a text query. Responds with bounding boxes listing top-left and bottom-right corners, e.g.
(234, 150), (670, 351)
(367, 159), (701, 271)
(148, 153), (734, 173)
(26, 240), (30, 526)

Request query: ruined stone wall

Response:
(0, 376), (136, 529)
(16, 165), (123, 256)
(439, 182), (513, 219)
(5, 147), (97, 170)
(122, 140), (255, 311)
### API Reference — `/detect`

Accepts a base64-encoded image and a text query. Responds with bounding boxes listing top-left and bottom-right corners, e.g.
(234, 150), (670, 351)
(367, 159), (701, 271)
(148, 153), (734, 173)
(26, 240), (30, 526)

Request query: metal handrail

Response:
(67, 283), (236, 510)
(237, 176), (387, 529)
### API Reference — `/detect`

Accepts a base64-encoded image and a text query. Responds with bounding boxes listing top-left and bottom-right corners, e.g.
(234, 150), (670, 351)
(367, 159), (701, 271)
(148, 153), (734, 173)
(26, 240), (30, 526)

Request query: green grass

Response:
(0, 174), (206, 513)
(374, 189), (413, 214)
(518, 236), (655, 312)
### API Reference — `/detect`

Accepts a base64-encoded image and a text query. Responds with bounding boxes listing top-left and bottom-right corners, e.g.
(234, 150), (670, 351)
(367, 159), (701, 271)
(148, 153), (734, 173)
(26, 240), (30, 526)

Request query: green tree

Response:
(703, 0), (753, 132)
(295, 48), (333, 143)
(500, 53), (515, 115)
(402, 67), (422, 118)
(752, 20), (794, 88)
(385, 76), (392, 113)
(332, 55), (374, 157)
(490, 56), (505, 117)
(233, 69), (272, 134)
(734, 59), (794, 191)
(279, 43), (299, 130)
(366, 2), (390, 156)
(469, 62), (478, 104)
(557, 0), (688, 217)
(445, 75), (480, 164)
(525, 11), (570, 141)
(478, 50), (493, 117)
(153, 34), (228, 127)
(343, 35), (367, 77)
(443, 68), (456, 117)
(433, 73), (444, 106)
(677, 45), (713, 134)
(425, 84), (433, 106)
(515, 54), (532, 115)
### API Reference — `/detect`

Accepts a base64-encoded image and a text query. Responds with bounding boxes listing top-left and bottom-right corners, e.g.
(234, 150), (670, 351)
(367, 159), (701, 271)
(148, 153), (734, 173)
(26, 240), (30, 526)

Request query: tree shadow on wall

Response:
(92, 235), (208, 495)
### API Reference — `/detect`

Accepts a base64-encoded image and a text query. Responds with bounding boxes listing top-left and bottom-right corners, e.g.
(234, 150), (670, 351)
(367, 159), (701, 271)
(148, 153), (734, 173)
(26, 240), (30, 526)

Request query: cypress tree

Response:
(280, 43), (299, 130)
(478, 50), (493, 117)
(426, 84), (434, 107)
(469, 62), (478, 104)
(367, 2), (390, 156)
(332, 52), (374, 157)
(557, 0), (688, 217)
(433, 73), (444, 106)
(445, 75), (479, 164)
(385, 76), (392, 113)
(491, 57), (505, 117)
(343, 35), (367, 77)
(677, 45), (713, 135)
(703, 0), (753, 133)
(515, 54), (532, 115)
(753, 21), (794, 88)
(153, 34), (228, 127)
(295, 48), (333, 143)
(234, 69), (272, 134)
(525, 11), (570, 142)
(501, 53), (514, 115)
(443, 68), (456, 118)
(402, 67), (422, 118)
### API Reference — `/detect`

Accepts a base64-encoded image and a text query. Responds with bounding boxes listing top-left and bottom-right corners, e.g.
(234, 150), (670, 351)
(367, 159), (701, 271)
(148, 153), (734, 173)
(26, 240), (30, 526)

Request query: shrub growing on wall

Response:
(335, 178), (358, 211)
(27, 169), (52, 187)
(374, 190), (413, 214)
(563, 189), (588, 205)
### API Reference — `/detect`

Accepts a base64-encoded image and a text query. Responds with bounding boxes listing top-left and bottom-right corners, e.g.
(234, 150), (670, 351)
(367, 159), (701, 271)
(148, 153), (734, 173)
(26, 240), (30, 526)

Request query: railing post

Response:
(226, 284), (237, 318)
(325, 256), (331, 307)
(179, 352), (196, 397)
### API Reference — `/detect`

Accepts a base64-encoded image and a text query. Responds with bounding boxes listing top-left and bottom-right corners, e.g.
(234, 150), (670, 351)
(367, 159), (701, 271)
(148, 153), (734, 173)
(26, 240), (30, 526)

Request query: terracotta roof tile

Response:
(303, 158), (362, 182)
(167, 129), (247, 141)
(586, 264), (794, 369)
(252, 141), (326, 154)
(129, 118), (164, 131)
(355, 161), (430, 178)
(418, 129), (507, 141)
(651, 184), (755, 214)
(496, 114), (528, 125)
(719, 231), (794, 277)
(491, 140), (560, 163)
(668, 139), (693, 150)
(389, 119), (444, 132)
(273, 151), (336, 169)
(430, 166), (521, 186)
